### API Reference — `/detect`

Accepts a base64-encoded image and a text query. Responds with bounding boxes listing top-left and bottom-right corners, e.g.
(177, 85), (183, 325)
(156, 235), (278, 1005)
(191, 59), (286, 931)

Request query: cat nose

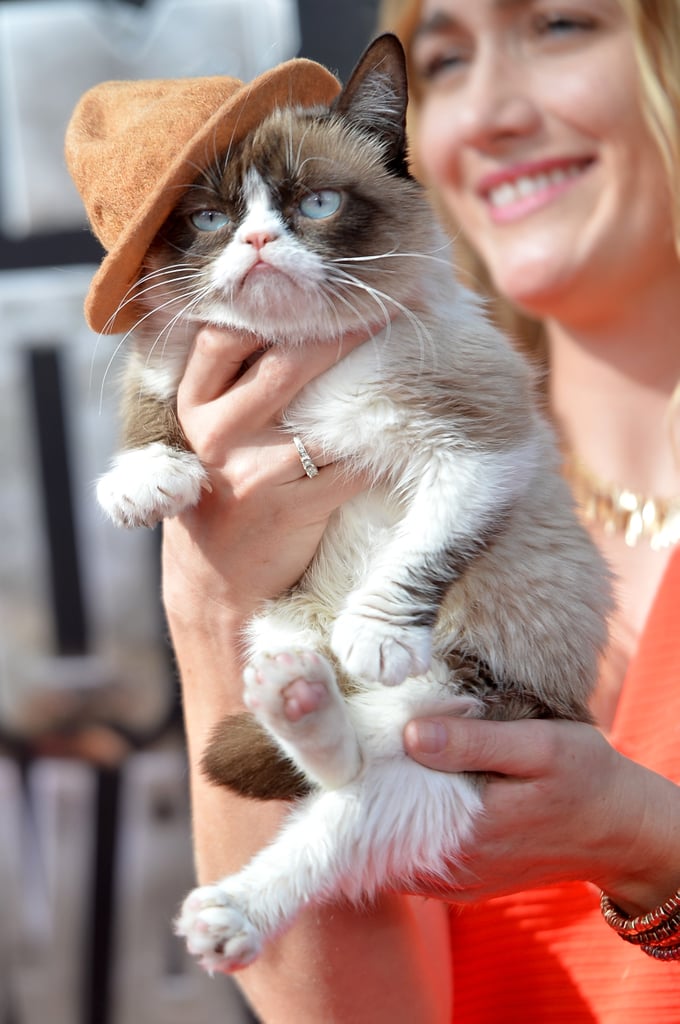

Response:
(242, 228), (278, 250)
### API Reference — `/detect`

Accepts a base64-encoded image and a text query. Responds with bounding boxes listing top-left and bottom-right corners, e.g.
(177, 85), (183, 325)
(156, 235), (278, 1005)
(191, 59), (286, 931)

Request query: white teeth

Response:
(491, 182), (517, 207)
(516, 176), (535, 198)
(487, 163), (583, 208)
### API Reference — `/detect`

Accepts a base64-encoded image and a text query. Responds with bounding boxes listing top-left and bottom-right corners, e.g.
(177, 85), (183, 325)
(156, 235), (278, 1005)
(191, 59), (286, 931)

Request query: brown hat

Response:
(65, 59), (341, 335)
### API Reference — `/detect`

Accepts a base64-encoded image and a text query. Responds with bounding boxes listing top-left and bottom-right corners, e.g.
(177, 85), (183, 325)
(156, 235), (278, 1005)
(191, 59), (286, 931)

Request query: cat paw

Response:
(243, 649), (338, 738)
(97, 443), (208, 528)
(175, 884), (262, 975)
(244, 648), (361, 789)
(331, 613), (432, 686)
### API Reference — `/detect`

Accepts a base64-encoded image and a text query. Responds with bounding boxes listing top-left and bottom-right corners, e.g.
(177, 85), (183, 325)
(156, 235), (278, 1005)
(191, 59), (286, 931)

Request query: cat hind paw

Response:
(244, 649), (338, 735)
(97, 443), (208, 528)
(244, 647), (361, 789)
(175, 884), (262, 975)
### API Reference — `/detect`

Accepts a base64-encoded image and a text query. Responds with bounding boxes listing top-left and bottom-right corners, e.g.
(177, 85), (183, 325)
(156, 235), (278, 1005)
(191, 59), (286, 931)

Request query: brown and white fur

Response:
(96, 35), (611, 973)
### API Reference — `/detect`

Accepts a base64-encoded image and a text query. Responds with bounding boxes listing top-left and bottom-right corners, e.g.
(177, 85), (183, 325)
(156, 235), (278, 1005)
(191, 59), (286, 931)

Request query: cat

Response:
(94, 34), (611, 973)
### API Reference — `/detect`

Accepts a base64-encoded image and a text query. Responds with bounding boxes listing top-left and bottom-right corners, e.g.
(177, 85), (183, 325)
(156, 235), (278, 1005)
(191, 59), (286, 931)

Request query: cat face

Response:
(139, 105), (441, 344)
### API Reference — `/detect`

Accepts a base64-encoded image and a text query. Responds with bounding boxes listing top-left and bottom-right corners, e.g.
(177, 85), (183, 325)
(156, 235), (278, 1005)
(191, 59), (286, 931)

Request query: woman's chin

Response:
(486, 251), (578, 320)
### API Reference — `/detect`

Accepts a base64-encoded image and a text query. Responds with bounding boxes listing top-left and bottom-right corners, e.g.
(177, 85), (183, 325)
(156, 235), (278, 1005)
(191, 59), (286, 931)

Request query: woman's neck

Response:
(546, 299), (680, 498)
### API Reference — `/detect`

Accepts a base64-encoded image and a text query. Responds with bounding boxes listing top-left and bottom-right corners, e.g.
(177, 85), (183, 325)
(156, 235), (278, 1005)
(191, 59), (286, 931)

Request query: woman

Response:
(162, 1), (680, 1019)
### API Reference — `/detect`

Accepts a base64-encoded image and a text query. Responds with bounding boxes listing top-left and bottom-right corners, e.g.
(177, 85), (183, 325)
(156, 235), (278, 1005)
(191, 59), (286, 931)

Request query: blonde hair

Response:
(378, 0), (680, 364)
(619, 0), (680, 249)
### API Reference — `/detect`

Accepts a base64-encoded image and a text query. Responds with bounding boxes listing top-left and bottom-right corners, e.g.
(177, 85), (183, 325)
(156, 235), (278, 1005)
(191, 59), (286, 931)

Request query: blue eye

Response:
(299, 189), (342, 220)
(190, 210), (231, 232)
(533, 12), (596, 37)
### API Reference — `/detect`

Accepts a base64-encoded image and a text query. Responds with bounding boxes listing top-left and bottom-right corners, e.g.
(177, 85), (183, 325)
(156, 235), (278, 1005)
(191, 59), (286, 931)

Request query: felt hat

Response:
(65, 59), (341, 334)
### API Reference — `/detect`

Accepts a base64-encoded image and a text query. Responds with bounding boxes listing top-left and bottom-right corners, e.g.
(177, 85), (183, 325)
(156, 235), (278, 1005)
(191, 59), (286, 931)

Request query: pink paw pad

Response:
(243, 648), (336, 726)
(281, 676), (330, 722)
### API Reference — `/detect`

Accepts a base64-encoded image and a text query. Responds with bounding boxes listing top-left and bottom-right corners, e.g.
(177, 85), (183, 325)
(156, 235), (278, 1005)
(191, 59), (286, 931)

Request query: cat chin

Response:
(203, 304), (360, 346)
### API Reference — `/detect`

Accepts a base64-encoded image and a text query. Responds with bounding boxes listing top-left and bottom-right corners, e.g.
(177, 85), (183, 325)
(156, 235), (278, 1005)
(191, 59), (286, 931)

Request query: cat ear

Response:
(332, 33), (410, 177)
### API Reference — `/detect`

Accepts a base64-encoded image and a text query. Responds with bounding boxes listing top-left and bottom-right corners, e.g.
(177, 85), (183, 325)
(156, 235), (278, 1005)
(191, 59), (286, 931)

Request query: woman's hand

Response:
(404, 715), (680, 916)
(163, 325), (369, 624)
(161, 325), (454, 1024)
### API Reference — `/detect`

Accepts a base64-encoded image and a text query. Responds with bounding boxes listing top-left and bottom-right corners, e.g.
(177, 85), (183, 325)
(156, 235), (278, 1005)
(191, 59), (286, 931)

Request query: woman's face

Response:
(410, 0), (677, 323)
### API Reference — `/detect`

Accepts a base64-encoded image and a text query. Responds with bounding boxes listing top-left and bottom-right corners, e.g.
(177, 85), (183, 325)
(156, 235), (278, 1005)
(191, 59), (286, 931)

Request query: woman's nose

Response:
(455, 50), (540, 151)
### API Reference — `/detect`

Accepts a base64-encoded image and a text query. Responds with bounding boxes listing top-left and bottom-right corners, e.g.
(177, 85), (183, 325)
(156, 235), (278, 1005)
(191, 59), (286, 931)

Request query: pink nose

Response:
(243, 229), (277, 250)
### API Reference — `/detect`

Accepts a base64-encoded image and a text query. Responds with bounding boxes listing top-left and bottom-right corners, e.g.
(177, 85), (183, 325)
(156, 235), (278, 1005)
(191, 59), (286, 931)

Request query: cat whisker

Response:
(317, 284), (380, 341)
(124, 279), (206, 356)
(332, 262), (402, 278)
(311, 286), (346, 336)
(296, 153), (344, 176)
(134, 289), (214, 401)
(329, 267), (429, 334)
(286, 110), (296, 178)
(193, 169), (228, 198)
(96, 262), (199, 344)
(328, 269), (433, 369)
(292, 123), (325, 177)
(134, 269), (203, 304)
(135, 265), (199, 291)
(331, 248), (452, 268)
(141, 283), (213, 363)
(128, 282), (209, 367)
(322, 281), (391, 341)
(98, 270), (199, 408)
(213, 80), (267, 180)
(322, 283), (395, 377)
(99, 325), (141, 413)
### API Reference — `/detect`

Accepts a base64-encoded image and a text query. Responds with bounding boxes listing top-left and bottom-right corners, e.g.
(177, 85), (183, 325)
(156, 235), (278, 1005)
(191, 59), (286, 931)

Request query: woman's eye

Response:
(190, 210), (231, 232)
(299, 189), (342, 220)
(533, 11), (595, 37)
(414, 48), (468, 84)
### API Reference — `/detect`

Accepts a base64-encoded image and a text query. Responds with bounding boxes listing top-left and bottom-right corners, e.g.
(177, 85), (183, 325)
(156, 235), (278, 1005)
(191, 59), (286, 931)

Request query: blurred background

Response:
(0, 1), (379, 1021)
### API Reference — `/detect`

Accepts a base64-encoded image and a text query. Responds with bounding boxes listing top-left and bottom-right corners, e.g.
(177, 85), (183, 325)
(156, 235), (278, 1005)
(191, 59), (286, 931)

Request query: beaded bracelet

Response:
(600, 888), (680, 961)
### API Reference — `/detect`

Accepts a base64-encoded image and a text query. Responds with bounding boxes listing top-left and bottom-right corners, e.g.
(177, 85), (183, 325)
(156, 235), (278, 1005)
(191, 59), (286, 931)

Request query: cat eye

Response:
(299, 189), (342, 220)
(190, 210), (231, 232)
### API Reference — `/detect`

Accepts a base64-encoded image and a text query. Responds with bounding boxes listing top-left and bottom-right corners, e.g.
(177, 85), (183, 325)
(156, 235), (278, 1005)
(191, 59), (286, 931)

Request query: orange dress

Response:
(448, 550), (680, 1022)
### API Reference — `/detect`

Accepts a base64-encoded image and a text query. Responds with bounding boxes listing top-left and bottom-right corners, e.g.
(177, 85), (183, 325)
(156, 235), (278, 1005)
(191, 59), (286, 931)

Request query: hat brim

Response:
(85, 59), (340, 335)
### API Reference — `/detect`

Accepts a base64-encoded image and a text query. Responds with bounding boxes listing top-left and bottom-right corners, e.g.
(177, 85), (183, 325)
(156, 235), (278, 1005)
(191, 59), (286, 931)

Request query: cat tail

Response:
(201, 712), (312, 800)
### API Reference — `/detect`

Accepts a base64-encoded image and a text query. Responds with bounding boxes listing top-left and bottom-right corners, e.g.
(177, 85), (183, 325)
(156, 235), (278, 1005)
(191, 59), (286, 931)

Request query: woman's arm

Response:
(163, 327), (453, 1023)
(404, 715), (680, 917)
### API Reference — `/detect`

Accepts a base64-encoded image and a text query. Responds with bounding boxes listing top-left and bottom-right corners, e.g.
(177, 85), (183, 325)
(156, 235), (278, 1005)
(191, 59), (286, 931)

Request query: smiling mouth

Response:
(483, 159), (594, 211)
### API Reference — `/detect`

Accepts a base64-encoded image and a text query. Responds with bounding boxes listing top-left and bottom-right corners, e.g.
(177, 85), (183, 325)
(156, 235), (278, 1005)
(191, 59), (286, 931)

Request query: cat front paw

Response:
(331, 613), (432, 686)
(97, 442), (208, 528)
(175, 884), (262, 975)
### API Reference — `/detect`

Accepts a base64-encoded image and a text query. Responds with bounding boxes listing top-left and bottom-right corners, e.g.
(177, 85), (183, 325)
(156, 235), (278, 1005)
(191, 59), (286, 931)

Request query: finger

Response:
(289, 460), (369, 516)
(403, 716), (569, 778)
(190, 326), (374, 431)
(179, 326), (260, 406)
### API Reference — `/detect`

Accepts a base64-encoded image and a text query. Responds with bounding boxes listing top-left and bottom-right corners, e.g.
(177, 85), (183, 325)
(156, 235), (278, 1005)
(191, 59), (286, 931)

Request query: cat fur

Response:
(94, 34), (612, 973)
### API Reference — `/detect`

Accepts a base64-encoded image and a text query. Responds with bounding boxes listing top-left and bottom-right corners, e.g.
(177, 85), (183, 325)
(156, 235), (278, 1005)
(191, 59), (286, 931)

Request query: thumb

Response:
(403, 716), (558, 777)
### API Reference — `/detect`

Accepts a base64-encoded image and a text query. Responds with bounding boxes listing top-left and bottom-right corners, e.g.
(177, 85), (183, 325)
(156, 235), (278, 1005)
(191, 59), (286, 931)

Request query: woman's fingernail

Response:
(407, 720), (447, 754)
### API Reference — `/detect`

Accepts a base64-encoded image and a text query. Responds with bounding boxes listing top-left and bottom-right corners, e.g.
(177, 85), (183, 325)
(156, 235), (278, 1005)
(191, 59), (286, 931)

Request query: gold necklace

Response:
(564, 454), (680, 550)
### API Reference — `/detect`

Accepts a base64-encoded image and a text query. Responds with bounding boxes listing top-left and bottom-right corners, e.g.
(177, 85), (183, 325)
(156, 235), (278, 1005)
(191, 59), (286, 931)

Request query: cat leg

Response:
(176, 755), (483, 974)
(97, 442), (207, 527)
(99, 358), (207, 528)
(175, 790), (352, 974)
(331, 443), (537, 685)
(244, 648), (361, 790)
